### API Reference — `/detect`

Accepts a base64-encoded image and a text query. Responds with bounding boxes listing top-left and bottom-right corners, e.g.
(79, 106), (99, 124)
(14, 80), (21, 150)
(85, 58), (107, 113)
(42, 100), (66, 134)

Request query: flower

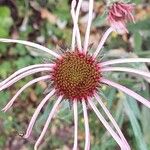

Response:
(107, 2), (135, 34)
(0, 0), (150, 150)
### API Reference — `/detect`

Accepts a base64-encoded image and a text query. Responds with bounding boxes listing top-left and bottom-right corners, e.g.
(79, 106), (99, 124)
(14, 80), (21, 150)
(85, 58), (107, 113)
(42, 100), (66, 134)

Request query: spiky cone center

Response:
(51, 51), (101, 101)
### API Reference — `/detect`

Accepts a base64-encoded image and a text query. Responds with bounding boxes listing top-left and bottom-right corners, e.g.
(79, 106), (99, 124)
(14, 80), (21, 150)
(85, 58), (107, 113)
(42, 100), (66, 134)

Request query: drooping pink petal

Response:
(34, 95), (63, 150)
(101, 78), (150, 109)
(100, 58), (150, 67)
(83, 0), (94, 53)
(82, 100), (90, 150)
(101, 67), (150, 79)
(0, 38), (60, 58)
(93, 27), (114, 58)
(24, 89), (56, 139)
(71, 0), (82, 51)
(114, 21), (129, 34)
(0, 68), (51, 91)
(2, 75), (51, 112)
(88, 98), (124, 149)
(73, 100), (78, 150)
(0, 64), (54, 87)
(94, 93), (130, 150)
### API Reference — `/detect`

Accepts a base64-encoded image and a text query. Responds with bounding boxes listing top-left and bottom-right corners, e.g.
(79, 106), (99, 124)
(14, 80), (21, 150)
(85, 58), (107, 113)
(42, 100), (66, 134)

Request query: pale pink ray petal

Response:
(101, 67), (150, 79)
(71, 0), (77, 51)
(113, 5), (122, 17)
(110, 20), (128, 34)
(34, 95), (63, 150)
(0, 64), (54, 87)
(94, 93), (130, 150)
(71, 0), (82, 51)
(83, 0), (94, 53)
(2, 75), (51, 112)
(75, 0), (82, 22)
(117, 4), (128, 15)
(82, 100), (90, 150)
(73, 100), (78, 150)
(116, 21), (129, 34)
(100, 58), (150, 67)
(93, 27), (114, 58)
(24, 89), (56, 139)
(0, 38), (60, 58)
(88, 98), (124, 149)
(110, 10), (122, 18)
(0, 68), (51, 91)
(128, 12), (135, 23)
(101, 78), (150, 109)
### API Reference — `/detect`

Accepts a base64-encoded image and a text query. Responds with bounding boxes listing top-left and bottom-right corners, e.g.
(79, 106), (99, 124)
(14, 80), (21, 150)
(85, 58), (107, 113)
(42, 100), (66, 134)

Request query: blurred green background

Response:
(0, 0), (150, 149)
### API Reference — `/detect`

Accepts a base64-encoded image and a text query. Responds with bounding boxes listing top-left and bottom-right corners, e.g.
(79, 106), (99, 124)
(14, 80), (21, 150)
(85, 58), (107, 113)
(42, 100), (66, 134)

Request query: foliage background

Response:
(0, 0), (150, 149)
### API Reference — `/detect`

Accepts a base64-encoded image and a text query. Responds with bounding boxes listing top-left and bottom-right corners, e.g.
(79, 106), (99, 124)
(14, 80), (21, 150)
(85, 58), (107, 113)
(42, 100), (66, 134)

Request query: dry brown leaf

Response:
(40, 8), (57, 24)
(29, 89), (37, 102)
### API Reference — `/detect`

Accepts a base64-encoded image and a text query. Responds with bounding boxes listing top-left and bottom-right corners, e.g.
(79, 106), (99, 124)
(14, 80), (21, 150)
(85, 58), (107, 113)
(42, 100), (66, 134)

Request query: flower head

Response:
(52, 51), (100, 100)
(0, 0), (150, 150)
(108, 2), (135, 33)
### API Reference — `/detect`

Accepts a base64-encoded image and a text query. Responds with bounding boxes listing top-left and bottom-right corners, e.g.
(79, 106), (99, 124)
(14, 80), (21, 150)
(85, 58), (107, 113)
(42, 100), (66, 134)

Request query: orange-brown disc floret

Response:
(51, 51), (101, 101)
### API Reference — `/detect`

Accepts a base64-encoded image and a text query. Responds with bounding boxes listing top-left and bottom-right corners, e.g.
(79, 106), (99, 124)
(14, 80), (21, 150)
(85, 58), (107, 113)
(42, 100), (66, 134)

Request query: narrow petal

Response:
(117, 4), (128, 15)
(128, 12), (135, 23)
(101, 67), (150, 79)
(71, 0), (82, 51)
(71, 0), (77, 51)
(34, 95), (63, 150)
(0, 38), (60, 58)
(116, 21), (129, 34)
(82, 100), (90, 150)
(100, 58), (150, 67)
(0, 68), (51, 91)
(93, 27), (114, 58)
(83, 0), (94, 53)
(94, 94), (130, 150)
(76, 0), (82, 22)
(88, 98), (124, 148)
(2, 75), (51, 112)
(24, 89), (56, 139)
(113, 5), (122, 17)
(73, 100), (78, 150)
(0, 64), (54, 87)
(101, 78), (150, 109)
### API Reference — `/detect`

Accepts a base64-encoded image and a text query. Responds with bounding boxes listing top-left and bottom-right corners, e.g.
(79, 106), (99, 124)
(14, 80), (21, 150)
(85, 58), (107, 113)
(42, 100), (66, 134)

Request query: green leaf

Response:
(0, 6), (11, 17)
(53, 0), (70, 21)
(128, 19), (150, 33)
(57, 100), (73, 123)
(0, 61), (12, 78)
(100, 88), (117, 109)
(93, 11), (107, 27)
(128, 99), (141, 119)
(14, 44), (28, 56)
(130, 0), (141, 4)
(0, 91), (10, 107)
(0, 6), (13, 37)
(124, 96), (148, 150)
(14, 56), (34, 69)
(133, 32), (142, 52)
(141, 107), (150, 147)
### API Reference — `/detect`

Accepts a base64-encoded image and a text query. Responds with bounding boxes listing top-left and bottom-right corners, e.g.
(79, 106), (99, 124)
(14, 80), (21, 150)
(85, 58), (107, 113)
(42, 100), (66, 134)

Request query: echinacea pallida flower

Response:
(107, 1), (135, 34)
(0, 0), (150, 150)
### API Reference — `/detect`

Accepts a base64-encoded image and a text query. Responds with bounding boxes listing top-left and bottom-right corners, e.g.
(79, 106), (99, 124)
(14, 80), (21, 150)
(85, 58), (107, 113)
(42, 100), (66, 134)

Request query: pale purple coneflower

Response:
(0, 0), (150, 150)
(107, 1), (135, 34)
